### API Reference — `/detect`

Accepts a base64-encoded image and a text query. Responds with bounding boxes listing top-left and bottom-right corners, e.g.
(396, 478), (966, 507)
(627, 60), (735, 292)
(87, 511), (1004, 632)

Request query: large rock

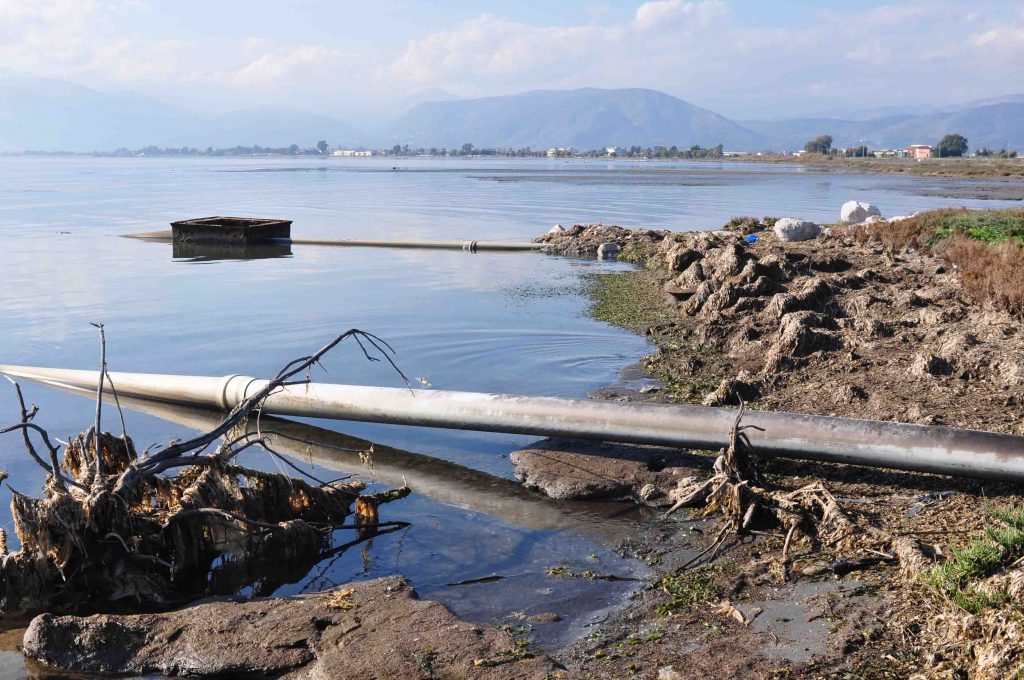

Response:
(597, 242), (621, 259)
(840, 201), (882, 224)
(510, 437), (707, 504)
(773, 218), (820, 242)
(23, 576), (553, 679)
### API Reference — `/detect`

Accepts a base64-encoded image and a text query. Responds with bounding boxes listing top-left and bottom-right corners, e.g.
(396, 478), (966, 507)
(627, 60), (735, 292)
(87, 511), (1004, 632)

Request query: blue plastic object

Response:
(745, 234), (759, 243)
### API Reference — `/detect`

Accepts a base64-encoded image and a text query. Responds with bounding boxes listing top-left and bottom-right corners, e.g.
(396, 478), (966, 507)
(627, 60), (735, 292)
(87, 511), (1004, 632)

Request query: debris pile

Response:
(534, 223), (668, 257)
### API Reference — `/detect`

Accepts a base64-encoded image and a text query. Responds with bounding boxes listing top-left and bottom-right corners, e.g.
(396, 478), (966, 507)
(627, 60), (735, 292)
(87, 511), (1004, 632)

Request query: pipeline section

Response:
(123, 231), (547, 252)
(1, 365), (1023, 483)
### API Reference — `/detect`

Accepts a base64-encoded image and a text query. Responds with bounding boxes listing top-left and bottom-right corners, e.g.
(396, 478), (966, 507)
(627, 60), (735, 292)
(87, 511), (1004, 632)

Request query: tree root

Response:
(664, 401), (930, 581)
(0, 328), (412, 614)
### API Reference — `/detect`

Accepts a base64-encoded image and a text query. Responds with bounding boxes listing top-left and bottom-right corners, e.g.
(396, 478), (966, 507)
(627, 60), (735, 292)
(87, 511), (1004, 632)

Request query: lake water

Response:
(0, 156), (1018, 673)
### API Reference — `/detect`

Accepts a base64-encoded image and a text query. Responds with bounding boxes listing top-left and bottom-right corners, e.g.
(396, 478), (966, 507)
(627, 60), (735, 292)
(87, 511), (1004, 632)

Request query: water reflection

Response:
(172, 241), (292, 261)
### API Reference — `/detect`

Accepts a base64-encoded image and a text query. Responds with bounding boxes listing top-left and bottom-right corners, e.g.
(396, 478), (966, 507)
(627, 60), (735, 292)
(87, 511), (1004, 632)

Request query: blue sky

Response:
(1, 0), (1022, 119)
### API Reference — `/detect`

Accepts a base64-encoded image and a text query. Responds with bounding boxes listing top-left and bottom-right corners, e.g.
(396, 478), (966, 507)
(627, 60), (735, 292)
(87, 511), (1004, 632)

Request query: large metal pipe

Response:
(2, 364), (1023, 483)
(123, 231), (547, 252)
(51, 386), (646, 540)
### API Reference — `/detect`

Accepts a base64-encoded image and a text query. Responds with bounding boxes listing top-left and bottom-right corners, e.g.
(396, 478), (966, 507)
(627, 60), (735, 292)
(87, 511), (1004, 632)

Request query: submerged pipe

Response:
(123, 231), (547, 252)
(292, 237), (546, 252)
(2, 364), (1023, 483)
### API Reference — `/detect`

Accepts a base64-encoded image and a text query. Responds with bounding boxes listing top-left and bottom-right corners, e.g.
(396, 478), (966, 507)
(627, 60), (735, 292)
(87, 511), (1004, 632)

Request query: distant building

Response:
(907, 144), (933, 159)
(605, 147), (622, 157)
(332, 149), (375, 157)
(792, 150), (807, 157)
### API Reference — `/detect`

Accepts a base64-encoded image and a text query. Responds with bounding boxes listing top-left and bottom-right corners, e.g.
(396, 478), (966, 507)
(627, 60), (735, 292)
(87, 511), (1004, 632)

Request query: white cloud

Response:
(633, 0), (725, 31)
(0, 1), (1022, 118)
(387, 1), (724, 90)
(230, 45), (340, 86)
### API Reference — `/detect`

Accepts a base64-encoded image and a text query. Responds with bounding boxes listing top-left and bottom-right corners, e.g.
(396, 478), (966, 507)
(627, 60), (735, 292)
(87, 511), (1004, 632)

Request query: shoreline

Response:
(518, 211), (1024, 677)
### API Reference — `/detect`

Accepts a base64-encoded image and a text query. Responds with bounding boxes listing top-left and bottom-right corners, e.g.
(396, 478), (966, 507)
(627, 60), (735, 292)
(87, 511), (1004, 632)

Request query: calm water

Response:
(0, 156), (1018, 672)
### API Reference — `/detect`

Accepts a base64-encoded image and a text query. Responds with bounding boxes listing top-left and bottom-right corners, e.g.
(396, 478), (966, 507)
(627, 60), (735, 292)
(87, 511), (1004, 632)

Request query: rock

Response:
(527, 612), (562, 624)
(548, 224), (565, 235)
(889, 215), (911, 223)
(659, 666), (684, 680)
(597, 242), (621, 259)
(840, 201), (882, 224)
(23, 576), (554, 678)
(773, 218), (820, 242)
(702, 373), (761, 407)
(864, 215), (886, 225)
(510, 438), (704, 504)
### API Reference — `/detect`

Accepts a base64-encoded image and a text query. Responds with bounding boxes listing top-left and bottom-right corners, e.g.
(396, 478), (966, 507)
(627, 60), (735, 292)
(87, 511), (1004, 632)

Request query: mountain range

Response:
(0, 71), (1021, 153)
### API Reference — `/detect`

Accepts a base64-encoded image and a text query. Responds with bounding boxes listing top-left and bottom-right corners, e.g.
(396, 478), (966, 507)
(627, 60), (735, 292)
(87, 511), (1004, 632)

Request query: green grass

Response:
(931, 209), (1024, 245)
(656, 565), (723, 616)
(923, 505), (1024, 614)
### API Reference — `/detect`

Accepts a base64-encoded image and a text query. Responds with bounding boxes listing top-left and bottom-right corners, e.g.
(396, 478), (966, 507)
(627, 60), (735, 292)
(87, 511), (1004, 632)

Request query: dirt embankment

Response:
(519, 220), (1024, 679)
(537, 221), (1024, 431)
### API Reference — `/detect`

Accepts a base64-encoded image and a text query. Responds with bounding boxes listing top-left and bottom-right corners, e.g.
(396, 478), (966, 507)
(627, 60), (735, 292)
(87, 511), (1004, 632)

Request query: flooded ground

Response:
(0, 156), (1019, 677)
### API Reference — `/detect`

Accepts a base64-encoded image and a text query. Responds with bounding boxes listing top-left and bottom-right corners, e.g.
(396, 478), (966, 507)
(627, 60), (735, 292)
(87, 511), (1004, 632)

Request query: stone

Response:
(597, 242), (621, 259)
(840, 201), (882, 224)
(773, 218), (820, 242)
(548, 224), (565, 235)
(888, 215), (911, 223)
(527, 612), (562, 623)
(510, 438), (703, 504)
(864, 215), (885, 225)
(22, 577), (554, 679)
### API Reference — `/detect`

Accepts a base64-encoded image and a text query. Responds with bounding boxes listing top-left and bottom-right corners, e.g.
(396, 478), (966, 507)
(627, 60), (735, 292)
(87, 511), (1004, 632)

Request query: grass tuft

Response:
(923, 505), (1024, 614)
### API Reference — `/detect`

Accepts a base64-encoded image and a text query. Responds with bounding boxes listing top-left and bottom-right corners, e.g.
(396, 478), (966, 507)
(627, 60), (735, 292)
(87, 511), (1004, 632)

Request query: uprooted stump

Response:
(0, 328), (412, 614)
(664, 402), (928, 581)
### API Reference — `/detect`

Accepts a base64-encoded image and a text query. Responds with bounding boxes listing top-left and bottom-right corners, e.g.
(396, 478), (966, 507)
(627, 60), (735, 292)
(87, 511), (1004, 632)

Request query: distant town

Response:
(4, 133), (1018, 161)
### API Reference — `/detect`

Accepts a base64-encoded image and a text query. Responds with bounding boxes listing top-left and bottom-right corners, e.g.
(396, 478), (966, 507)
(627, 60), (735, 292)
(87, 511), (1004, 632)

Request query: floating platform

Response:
(170, 216), (292, 245)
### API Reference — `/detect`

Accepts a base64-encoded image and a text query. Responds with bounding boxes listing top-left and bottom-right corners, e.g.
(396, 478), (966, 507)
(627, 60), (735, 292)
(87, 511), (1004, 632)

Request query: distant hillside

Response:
(386, 88), (769, 151)
(2, 70), (1020, 154)
(742, 100), (1024, 152)
(0, 73), (363, 152)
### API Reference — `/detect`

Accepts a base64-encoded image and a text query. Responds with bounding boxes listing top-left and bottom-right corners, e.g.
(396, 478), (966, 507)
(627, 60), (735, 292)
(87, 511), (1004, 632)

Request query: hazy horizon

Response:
(2, 0), (1023, 121)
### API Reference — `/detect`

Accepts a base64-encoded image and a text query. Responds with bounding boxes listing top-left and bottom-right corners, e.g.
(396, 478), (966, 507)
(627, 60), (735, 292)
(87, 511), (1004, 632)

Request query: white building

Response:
(332, 149), (375, 157)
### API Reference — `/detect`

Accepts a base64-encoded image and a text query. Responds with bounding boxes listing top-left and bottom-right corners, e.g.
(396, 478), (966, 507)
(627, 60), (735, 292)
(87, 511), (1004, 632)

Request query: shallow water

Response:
(0, 156), (1018, 675)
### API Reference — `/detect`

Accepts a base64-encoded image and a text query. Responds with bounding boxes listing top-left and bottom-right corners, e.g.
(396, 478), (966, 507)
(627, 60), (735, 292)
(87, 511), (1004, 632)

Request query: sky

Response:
(1, 0), (1023, 119)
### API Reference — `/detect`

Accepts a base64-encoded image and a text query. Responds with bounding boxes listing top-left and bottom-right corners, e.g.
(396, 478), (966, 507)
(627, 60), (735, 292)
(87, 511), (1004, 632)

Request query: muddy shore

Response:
(513, 219), (1024, 678)
(737, 154), (1024, 180)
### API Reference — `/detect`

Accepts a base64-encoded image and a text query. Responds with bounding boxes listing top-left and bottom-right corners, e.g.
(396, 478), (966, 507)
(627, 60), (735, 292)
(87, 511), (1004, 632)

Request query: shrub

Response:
(837, 208), (1024, 317)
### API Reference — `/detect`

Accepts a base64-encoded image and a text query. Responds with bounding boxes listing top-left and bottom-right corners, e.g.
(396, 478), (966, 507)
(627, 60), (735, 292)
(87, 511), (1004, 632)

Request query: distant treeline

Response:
(4, 142), (728, 158)
(389, 143), (726, 158)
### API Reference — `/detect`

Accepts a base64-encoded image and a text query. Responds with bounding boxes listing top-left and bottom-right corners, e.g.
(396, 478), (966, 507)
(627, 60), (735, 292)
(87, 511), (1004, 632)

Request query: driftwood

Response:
(0, 328), (411, 614)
